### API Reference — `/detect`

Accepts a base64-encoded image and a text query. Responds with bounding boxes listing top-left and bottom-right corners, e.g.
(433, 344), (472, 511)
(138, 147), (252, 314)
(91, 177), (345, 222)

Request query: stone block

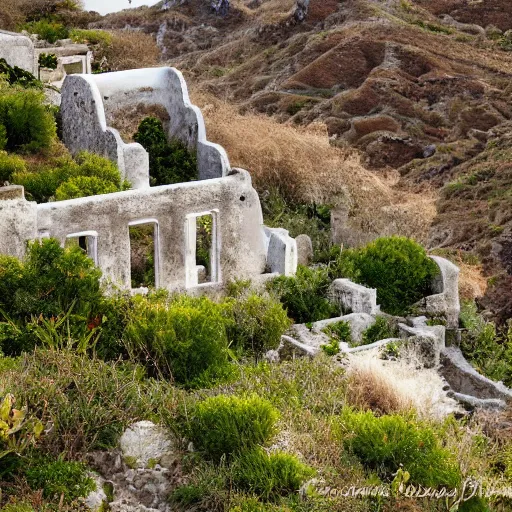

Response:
(330, 278), (379, 315)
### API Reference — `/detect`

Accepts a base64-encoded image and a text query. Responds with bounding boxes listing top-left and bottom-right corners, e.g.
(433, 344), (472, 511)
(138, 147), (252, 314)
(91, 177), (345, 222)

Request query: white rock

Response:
(120, 421), (174, 470)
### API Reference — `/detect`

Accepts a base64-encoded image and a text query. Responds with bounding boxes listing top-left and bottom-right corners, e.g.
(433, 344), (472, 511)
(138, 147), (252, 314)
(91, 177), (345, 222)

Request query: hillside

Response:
(92, 0), (512, 323)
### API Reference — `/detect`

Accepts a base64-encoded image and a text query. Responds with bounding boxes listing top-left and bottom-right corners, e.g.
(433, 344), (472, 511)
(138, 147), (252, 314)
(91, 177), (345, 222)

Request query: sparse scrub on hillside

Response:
(193, 92), (436, 244)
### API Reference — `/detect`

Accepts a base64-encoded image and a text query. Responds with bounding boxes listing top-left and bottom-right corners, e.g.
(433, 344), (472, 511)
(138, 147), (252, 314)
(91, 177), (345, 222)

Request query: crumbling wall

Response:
(36, 170), (274, 292)
(61, 68), (230, 186)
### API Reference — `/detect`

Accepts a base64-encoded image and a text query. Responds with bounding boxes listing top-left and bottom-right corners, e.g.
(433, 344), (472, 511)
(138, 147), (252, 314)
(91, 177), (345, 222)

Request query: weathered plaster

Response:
(0, 30), (36, 74)
(61, 68), (230, 187)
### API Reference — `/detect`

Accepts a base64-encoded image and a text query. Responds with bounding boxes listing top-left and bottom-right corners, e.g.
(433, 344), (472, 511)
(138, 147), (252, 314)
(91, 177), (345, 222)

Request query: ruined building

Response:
(0, 33), (297, 293)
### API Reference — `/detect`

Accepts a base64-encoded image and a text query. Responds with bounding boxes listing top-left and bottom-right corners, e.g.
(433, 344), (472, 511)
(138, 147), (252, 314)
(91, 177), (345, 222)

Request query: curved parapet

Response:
(61, 67), (230, 188)
(415, 256), (461, 329)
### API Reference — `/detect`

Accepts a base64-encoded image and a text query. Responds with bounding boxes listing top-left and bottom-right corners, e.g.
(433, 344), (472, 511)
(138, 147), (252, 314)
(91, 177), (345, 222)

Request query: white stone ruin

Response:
(0, 54), (297, 293)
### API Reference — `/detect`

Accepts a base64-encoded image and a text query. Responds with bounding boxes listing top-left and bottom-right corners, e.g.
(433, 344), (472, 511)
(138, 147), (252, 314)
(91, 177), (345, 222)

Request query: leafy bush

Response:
(12, 151), (126, 202)
(23, 19), (69, 43)
(0, 394), (43, 477)
(322, 320), (352, 351)
(360, 316), (399, 347)
(38, 52), (58, 70)
(187, 394), (279, 462)
(333, 236), (438, 316)
(0, 124), (6, 151)
(0, 238), (102, 355)
(0, 59), (41, 88)
(0, 151), (26, 182)
(459, 300), (512, 386)
(25, 458), (95, 502)
(55, 175), (119, 200)
(227, 288), (291, 360)
(336, 408), (461, 487)
(267, 265), (338, 323)
(0, 79), (56, 152)
(231, 448), (314, 500)
(122, 295), (234, 387)
(134, 117), (197, 185)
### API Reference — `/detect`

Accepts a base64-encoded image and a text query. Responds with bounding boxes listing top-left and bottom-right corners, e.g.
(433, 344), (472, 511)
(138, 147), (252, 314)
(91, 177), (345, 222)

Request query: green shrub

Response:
(25, 458), (95, 502)
(231, 448), (314, 500)
(0, 151), (26, 182)
(0, 238), (102, 355)
(122, 295), (234, 387)
(459, 300), (512, 386)
(227, 290), (291, 360)
(322, 320), (352, 347)
(0, 59), (41, 89)
(0, 80), (56, 152)
(23, 19), (69, 44)
(336, 408), (461, 487)
(321, 320), (351, 355)
(12, 152), (125, 203)
(134, 117), (197, 185)
(70, 28), (113, 46)
(360, 316), (399, 347)
(38, 53), (58, 70)
(187, 394), (279, 461)
(55, 175), (119, 200)
(267, 265), (338, 323)
(333, 236), (439, 316)
(0, 124), (6, 150)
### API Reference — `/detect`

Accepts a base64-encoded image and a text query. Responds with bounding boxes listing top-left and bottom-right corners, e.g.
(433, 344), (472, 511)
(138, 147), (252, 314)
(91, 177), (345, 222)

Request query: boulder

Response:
(119, 421), (175, 470)
(295, 234), (313, 266)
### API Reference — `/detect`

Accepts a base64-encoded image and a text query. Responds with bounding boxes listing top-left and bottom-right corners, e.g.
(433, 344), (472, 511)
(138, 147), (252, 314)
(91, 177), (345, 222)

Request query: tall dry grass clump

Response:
(192, 90), (391, 206)
(345, 351), (462, 420)
(106, 31), (160, 71)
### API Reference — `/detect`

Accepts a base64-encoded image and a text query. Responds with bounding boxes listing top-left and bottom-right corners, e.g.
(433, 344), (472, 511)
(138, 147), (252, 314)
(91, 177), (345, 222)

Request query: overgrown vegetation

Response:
(459, 300), (512, 387)
(334, 236), (439, 316)
(133, 117), (197, 185)
(268, 265), (338, 324)
(12, 151), (128, 202)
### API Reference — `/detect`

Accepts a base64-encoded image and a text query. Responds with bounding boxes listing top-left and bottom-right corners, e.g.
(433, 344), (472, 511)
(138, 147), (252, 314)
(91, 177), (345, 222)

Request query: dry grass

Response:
(106, 30), (160, 71)
(345, 351), (462, 420)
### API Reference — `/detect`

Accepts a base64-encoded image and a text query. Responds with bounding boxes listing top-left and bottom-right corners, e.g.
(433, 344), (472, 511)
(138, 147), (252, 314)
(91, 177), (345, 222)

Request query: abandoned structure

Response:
(0, 29), (92, 85)
(36, 43), (92, 85)
(0, 65), (297, 293)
